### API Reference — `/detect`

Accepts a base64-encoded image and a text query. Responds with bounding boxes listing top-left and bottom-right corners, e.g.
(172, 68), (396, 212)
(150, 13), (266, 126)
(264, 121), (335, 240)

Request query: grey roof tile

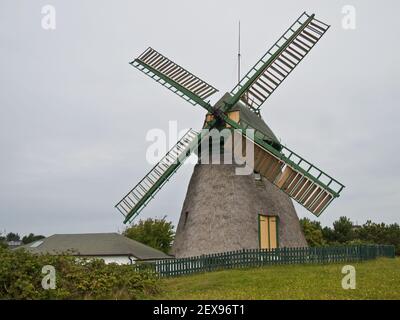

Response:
(17, 233), (172, 260)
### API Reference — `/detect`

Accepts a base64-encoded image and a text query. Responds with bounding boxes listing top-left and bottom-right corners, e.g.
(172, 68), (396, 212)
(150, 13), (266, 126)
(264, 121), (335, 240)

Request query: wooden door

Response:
(259, 215), (278, 249)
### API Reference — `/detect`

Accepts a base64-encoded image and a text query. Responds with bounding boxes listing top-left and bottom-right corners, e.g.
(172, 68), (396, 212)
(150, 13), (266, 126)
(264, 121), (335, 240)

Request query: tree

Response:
(332, 216), (355, 243)
(0, 232), (6, 249)
(22, 233), (45, 245)
(6, 232), (20, 242)
(123, 216), (175, 254)
(299, 216), (399, 255)
(385, 223), (400, 255)
(356, 221), (400, 255)
(300, 218), (325, 246)
(322, 226), (336, 244)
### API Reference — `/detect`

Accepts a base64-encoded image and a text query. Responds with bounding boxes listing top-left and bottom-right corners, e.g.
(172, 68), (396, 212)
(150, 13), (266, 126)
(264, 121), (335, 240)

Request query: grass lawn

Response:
(152, 258), (400, 300)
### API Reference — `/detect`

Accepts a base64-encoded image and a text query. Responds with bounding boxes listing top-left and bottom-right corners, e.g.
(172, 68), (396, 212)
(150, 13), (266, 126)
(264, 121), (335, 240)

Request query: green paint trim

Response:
(258, 214), (261, 249)
(276, 216), (280, 248)
(267, 215), (271, 249)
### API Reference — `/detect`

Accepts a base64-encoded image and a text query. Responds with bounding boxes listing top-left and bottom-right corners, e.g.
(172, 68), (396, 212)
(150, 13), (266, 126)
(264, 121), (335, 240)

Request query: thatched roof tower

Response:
(172, 164), (307, 258)
(172, 101), (308, 258)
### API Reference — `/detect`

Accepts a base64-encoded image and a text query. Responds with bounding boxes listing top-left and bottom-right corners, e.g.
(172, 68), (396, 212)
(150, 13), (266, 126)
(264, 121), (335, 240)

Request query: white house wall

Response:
(77, 255), (136, 265)
(100, 256), (135, 265)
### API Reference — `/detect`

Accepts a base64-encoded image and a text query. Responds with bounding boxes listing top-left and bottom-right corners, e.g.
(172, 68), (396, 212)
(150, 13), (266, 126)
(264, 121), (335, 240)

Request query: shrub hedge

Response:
(0, 247), (159, 299)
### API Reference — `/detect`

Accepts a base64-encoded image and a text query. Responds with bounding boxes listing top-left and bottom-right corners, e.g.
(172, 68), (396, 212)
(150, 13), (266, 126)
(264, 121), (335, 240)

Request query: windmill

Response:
(116, 12), (345, 257)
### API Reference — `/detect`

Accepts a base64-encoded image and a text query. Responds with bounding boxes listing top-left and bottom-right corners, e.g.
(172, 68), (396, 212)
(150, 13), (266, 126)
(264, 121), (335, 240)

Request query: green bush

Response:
(0, 247), (160, 300)
(299, 218), (326, 246)
(123, 216), (175, 254)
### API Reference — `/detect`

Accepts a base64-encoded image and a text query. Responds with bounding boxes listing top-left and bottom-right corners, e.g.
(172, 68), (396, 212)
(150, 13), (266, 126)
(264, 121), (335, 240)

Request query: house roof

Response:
(17, 233), (172, 260)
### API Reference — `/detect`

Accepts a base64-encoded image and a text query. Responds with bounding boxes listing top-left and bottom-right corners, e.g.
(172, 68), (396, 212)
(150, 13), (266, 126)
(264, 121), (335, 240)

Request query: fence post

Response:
(283, 247), (287, 264)
(360, 245), (366, 261)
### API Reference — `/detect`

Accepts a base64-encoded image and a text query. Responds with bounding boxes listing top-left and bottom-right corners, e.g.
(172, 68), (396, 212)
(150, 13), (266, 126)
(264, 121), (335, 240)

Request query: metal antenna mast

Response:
(238, 20), (241, 86)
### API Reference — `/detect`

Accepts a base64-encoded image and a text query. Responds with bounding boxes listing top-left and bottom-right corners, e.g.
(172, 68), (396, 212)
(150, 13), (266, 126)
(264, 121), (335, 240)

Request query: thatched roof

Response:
(211, 92), (281, 147)
(172, 164), (308, 258)
(230, 100), (280, 146)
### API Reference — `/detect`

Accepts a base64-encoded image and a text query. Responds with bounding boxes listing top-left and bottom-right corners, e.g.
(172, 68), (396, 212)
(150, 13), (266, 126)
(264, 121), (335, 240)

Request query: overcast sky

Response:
(1, 0), (399, 237)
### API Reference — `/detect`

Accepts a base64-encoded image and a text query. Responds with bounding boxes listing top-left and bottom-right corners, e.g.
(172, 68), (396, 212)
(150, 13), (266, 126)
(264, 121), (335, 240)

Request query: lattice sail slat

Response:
(131, 48), (218, 106)
(115, 129), (199, 223)
(229, 12), (330, 112)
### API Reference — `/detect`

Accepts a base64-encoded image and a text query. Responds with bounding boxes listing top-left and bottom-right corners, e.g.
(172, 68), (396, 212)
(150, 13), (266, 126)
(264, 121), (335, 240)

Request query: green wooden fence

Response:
(135, 244), (395, 278)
